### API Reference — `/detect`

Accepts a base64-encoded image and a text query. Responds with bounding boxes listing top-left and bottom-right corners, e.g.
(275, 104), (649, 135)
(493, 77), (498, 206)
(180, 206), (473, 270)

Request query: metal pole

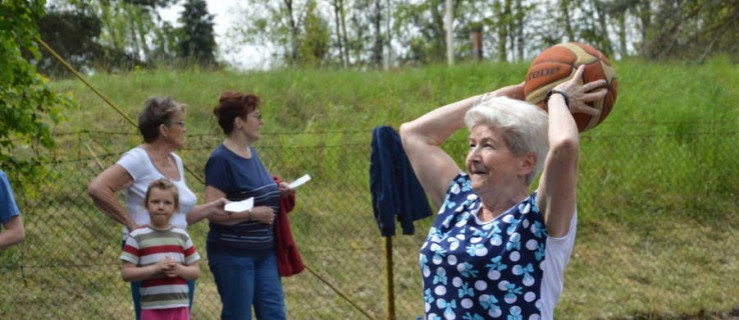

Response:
(385, 236), (395, 320)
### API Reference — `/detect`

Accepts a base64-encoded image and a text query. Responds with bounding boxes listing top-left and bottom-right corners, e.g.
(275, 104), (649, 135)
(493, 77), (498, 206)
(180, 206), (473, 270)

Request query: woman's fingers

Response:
(571, 88), (607, 116)
(570, 64), (586, 83)
(574, 105), (602, 117)
(585, 88), (608, 101)
(577, 87), (608, 103)
(584, 79), (607, 91)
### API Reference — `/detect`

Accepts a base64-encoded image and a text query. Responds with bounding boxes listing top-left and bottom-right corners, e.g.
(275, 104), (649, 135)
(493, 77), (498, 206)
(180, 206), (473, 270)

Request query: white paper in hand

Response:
(288, 174), (311, 189)
(224, 197), (254, 213)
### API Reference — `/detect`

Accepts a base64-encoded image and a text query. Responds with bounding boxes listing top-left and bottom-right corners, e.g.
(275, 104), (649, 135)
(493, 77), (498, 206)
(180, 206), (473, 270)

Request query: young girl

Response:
(120, 179), (200, 320)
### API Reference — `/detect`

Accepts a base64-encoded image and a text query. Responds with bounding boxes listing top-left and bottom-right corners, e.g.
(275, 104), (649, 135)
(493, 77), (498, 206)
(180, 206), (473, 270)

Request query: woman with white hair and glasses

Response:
(400, 66), (606, 320)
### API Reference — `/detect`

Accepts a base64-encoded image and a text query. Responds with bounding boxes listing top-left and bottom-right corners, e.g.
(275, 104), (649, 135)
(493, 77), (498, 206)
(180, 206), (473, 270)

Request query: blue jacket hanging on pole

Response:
(370, 126), (432, 237)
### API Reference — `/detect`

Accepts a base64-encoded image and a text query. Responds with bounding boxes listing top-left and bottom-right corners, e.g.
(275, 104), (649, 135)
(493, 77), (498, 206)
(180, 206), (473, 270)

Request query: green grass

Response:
(3, 57), (737, 319)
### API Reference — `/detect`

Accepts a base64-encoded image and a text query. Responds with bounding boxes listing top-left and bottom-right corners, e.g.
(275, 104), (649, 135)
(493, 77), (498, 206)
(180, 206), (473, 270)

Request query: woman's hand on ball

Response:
(554, 65), (608, 116)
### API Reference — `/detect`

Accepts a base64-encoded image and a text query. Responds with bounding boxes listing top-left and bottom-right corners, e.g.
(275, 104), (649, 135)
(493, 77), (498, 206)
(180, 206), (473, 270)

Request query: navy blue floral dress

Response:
(420, 174), (551, 320)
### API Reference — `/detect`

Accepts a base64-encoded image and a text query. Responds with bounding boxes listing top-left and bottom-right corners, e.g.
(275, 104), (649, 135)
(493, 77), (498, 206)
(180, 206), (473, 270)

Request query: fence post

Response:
(385, 236), (395, 320)
(471, 28), (483, 61)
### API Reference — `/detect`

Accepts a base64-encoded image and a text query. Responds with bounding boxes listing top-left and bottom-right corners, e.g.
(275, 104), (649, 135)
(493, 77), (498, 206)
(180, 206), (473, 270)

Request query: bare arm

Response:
(204, 186), (275, 226)
(0, 216), (25, 250)
(537, 66), (607, 237)
(186, 198), (229, 225)
(88, 164), (137, 231)
(400, 84), (525, 209)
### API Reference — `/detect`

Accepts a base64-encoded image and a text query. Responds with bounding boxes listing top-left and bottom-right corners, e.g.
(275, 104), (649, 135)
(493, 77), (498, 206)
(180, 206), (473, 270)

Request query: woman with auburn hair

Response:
(205, 91), (294, 320)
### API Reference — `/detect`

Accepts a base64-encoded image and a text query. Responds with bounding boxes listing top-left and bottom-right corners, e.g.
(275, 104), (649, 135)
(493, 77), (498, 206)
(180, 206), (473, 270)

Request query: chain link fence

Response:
(1, 124), (737, 319)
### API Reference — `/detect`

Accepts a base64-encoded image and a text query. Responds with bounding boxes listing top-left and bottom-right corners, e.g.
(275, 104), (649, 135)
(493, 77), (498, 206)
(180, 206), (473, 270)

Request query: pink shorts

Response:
(141, 307), (190, 320)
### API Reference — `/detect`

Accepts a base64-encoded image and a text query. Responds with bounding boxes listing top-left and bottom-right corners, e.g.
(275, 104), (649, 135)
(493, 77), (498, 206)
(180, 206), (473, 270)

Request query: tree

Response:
(231, 0), (312, 67)
(638, 0), (737, 61)
(513, 0), (526, 61)
(609, 0), (632, 58)
(343, 0), (375, 66)
(577, 0), (614, 58)
(297, 1), (331, 67)
(328, 0), (349, 67)
(393, 0), (449, 64)
(123, 0), (178, 6)
(232, 0), (734, 68)
(559, 0), (575, 41)
(494, 0), (510, 62)
(0, 1), (73, 182)
(148, 20), (179, 64)
(35, 4), (104, 77)
(77, 0), (181, 69)
(177, 0), (217, 66)
(372, 0), (384, 68)
(99, 1), (156, 62)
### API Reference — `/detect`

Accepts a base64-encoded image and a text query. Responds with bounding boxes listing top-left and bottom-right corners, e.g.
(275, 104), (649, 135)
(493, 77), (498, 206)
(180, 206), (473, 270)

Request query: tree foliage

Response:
(229, 0), (736, 68)
(35, 3), (106, 77)
(177, 0), (217, 66)
(14, 0), (738, 74)
(637, 0), (737, 61)
(37, 0), (217, 72)
(0, 0), (74, 181)
(123, 0), (178, 6)
(340, 0), (375, 66)
(36, 0), (172, 74)
(95, 0), (160, 67)
(298, 1), (331, 67)
(393, 0), (450, 64)
(230, 0), (315, 67)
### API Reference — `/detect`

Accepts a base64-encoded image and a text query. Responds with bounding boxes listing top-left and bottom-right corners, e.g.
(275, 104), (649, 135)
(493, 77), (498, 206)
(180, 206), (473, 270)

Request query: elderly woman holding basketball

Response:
(400, 65), (606, 320)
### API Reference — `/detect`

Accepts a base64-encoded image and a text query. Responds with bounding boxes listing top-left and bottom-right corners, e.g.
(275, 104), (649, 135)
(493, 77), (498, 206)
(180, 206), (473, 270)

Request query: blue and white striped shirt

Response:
(205, 144), (280, 254)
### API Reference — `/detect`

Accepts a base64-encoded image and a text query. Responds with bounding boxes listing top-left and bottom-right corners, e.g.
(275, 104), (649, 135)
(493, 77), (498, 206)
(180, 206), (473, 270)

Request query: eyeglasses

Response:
(172, 121), (186, 127)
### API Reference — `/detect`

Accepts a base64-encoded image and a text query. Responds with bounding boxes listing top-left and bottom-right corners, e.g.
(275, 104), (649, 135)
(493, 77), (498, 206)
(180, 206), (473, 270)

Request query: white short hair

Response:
(464, 96), (549, 185)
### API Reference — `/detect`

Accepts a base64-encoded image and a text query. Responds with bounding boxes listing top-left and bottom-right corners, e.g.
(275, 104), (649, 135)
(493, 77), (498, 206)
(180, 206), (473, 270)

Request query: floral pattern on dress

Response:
(420, 174), (547, 320)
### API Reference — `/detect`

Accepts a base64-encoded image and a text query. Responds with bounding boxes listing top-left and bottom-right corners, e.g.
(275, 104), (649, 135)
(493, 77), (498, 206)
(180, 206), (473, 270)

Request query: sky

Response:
(159, 0), (270, 70)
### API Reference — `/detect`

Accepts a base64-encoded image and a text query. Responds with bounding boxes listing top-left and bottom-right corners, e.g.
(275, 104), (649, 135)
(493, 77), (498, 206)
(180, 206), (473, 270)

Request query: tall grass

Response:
(37, 57), (739, 319)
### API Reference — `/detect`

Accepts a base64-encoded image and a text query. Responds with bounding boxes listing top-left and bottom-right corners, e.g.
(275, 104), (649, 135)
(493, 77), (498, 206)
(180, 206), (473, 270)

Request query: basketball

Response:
(523, 42), (617, 132)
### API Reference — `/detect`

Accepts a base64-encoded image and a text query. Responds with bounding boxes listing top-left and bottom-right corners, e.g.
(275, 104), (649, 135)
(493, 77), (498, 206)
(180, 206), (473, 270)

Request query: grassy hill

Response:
(11, 56), (738, 319)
